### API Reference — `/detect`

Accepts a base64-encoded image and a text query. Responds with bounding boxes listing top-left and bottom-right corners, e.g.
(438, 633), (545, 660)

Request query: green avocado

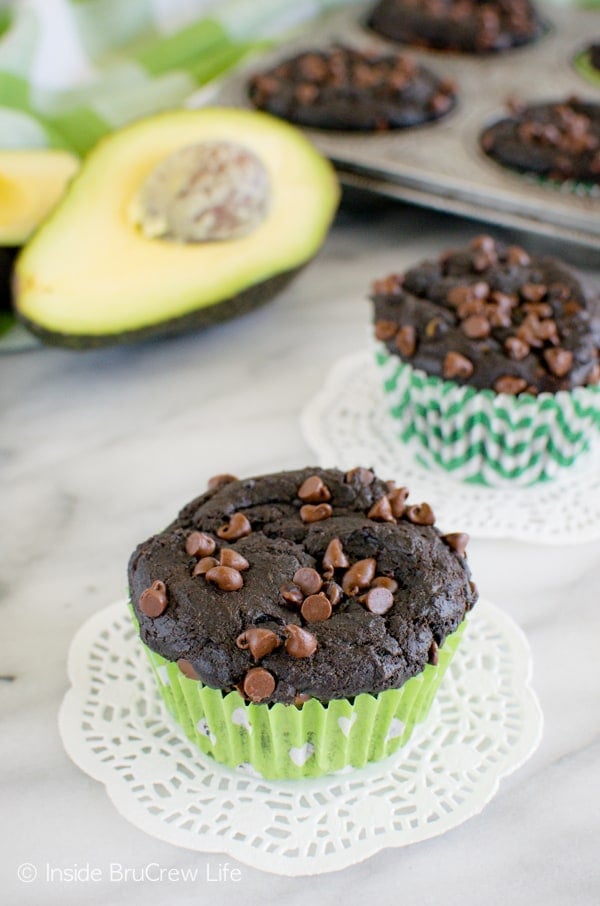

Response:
(15, 108), (340, 348)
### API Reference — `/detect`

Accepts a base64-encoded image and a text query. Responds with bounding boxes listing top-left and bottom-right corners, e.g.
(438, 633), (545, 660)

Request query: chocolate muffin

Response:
(371, 237), (600, 485)
(481, 98), (600, 185)
(368, 0), (543, 55)
(248, 45), (456, 131)
(129, 468), (475, 704)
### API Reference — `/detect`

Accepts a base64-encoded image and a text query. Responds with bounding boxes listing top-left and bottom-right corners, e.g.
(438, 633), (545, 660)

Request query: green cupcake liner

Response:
(134, 610), (466, 781)
(573, 49), (600, 89)
(375, 344), (600, 487)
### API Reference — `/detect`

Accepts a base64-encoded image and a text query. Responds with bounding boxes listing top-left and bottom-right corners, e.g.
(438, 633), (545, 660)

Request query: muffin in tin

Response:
(368, 0), (543, 55)
(129, 468), (476, 778)
(371, 236), (600, 485)
(248, 44), (456, 131)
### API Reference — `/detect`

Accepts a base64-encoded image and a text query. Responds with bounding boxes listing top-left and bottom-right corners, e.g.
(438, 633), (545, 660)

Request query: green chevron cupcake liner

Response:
(136, 616), (466, 781)
(375, 344), (600, 487)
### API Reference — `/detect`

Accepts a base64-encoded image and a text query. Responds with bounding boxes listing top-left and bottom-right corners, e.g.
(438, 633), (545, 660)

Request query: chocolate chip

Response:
(284, 624), (318, 659)
(372, 274), (403, 295)
(375, 319), (399, 341)
(462, 314), (491, 340)
(394, 325), (417, 357)
(205, 565), (244, 591)
(504, 336), (530, 361)
(523, 302), (553, 319)
(177, 658), (200, 680)
(361, 586), (394, 615)
(342, 558), (377, 595)
(443, 351), (474, 380)
(368, 495), (396, 523)
(457, 298), (485, 320)
(493, 375), (528, 394)
(506, 245), (531, 267)
(521, 283), (547, 303)
(280, 582), (304, 606)
(322, 538), (349, 578)
(447, 284), (474, 307)
(193, 556), (219, 576)
(470, 235), (496, 255)
(185, 531), (216, 558)
(544, 347), (573, 377)
(324, 579), (343, 606)
(139, 580), (168, 618)
(207, 474), (237, 492)
(442, 532), (469, 556)
(297, 475), (332, 503)
(388, 486), (409, 517)
(294, 692), (312, 706)
(301, 592), (332, 622)
(372, 576), (399, 593)
(405, 503), (435, 526)
(293, 567), (323, 596)
(219, 548), (249, 571)
(345, 467), (374, 486)
(236, 627), (281, 660)
(243, 667), (276, 702)
(217, 512), (251, 540)
(300, 503), (332, 523)
(428, 641), (439, 666)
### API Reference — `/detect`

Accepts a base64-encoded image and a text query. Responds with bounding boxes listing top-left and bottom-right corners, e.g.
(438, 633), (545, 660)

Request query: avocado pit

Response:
(131, 140), (270, 243)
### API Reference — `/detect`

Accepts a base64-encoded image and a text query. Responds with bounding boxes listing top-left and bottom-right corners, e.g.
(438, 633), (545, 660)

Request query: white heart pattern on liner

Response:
(337, 714), (357, 737)
(231, 708), (253, 733)
(289, 742), (315, 767)
(385, 718), (405, 742)
(196, 718), (217, 745)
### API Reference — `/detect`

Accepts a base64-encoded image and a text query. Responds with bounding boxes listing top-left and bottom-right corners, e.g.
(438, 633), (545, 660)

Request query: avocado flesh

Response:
(15, 108), (340, 345)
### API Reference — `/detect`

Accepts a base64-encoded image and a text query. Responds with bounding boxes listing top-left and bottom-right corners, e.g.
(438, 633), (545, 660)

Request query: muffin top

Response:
(371, 236), (600, 394)
(248, 45), (456, 131)
(129, 468), (476, 705)
(368, 0), (543, 55)
(481, 98), (600, 185)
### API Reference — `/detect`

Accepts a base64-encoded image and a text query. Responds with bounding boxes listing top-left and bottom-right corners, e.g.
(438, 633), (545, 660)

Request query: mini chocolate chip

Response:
(243, 667), (276, 702)
(219, 548), (249, 571)
(428, 641), (439, 666)
(322, 538), (349, 578)
(301, 592), (332, 622)
(470, 235), (496, 254)
(217, 512), (252, 540)
(293, 567), (323, 596)
(177, 658), (200, 680)
(185, 531), (216, 558)
(284, 624), (318, 658)
(394, 325), (417, 357)
(372, 274), (403, 295)
(544, 347), (573, 377)
(294, 692), (312, 706)
(375, 319), (398, 341)
(205, 565), (244, 591)
(139, 580), (168, 618)
(493, 375), (528, 394)
(300, 503), (332, 523)
(372, 576), (399, 593)
(521, 283), (547, 303)
(207, 473), (237, 492)
(443, 351), (474, 381)
(193, 556), (219, 576)
(388, 487), (409, 518)
(505, 336), (530, 361)
(523, 302), (553, 319)
(405, 503), (435, 526)
(462, 314), (491, 340)
(280, 582), (304, 606)
(297, 474), (332, 503)
(368, 495), (396, 523)
(361, 586), (394, 615)
(236, 627), (281, 660)
(443, 532), (469, 556)
(324, 580), (343, 606)
(506, 245), (531, 267)
(342, 558), (377, 595)
(345, 466), (375, 485)
(457, 298), (485, 320)
(447, 284), (473, 307)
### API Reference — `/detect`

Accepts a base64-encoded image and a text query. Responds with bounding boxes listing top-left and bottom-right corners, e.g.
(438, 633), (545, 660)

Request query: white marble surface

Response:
(2, 199), (600, 905)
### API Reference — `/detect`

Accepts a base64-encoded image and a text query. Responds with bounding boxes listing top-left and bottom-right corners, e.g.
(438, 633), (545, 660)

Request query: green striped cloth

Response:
(0, 0), (365, 156)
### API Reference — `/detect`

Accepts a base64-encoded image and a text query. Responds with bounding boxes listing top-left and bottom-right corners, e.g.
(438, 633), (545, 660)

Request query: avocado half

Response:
(15, 108), (340, 348)
(0, 149), (79, 330)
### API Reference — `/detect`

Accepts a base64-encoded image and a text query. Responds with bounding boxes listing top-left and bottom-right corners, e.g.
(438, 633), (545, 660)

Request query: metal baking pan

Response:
(200, 2), (600, 251)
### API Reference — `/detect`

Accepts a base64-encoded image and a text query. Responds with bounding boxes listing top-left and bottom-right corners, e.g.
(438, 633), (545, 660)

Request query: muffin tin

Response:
(204, 2), (600, 253)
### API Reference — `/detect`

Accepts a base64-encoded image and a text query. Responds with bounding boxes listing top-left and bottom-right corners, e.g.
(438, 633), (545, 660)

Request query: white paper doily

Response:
(59, 598), (542, 877)
(301, 351), (600, 545)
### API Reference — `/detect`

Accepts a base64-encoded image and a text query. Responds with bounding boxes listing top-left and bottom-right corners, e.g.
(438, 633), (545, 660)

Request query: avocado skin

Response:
(0, 247), (17, 311)
(16, 265), (303, 349)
